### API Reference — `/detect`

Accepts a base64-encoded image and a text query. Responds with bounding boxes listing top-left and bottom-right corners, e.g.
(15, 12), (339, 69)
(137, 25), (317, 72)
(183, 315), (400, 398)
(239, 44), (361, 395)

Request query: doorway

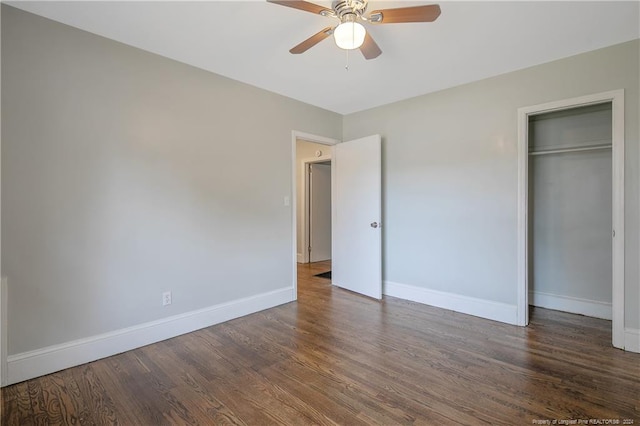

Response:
(290, 131), (383, 301)
(290, 132), (339, 299)
(295, 139), (334, 264)
(517, 90), (625, 349)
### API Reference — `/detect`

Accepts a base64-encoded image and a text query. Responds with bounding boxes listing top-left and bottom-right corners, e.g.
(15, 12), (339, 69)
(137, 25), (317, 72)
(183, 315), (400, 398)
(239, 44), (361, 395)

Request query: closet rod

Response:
(529, 143), (612, 156)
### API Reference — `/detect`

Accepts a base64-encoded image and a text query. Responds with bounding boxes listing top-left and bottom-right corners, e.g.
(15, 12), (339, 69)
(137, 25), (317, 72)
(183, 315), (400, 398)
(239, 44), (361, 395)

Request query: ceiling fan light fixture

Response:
(333, 17), (366, 50)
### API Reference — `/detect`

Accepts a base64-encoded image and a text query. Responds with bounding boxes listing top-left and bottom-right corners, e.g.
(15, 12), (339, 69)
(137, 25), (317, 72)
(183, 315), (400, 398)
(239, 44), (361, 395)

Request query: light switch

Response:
(284, 196), (290, 206)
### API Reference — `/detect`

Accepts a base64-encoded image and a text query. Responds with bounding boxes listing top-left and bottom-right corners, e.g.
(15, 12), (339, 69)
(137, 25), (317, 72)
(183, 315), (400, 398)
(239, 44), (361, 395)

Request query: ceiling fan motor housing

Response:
(332, 0), (368, 21)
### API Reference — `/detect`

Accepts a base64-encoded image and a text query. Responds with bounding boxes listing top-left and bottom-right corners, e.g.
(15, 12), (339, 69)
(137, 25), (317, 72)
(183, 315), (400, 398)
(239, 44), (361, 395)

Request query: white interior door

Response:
(309, 162), (332, 262)
(332, 135), (382, 299)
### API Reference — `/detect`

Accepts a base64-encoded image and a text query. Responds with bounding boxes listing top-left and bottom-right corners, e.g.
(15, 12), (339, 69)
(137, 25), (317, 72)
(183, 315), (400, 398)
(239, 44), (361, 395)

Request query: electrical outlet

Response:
(162, 291), (172, 306)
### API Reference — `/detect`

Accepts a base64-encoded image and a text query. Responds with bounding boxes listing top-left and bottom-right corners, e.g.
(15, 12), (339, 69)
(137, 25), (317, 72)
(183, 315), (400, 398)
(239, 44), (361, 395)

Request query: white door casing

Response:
(332, 135), (382, 299)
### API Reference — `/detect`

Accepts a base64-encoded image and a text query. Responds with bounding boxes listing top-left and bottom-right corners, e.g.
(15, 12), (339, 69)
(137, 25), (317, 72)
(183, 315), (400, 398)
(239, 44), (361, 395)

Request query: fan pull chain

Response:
(345, 49), (349, 71)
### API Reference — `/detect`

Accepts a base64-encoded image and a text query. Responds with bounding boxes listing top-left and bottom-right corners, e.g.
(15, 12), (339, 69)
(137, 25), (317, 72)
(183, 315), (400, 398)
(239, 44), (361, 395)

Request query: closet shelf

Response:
(529, 143), (612, 156)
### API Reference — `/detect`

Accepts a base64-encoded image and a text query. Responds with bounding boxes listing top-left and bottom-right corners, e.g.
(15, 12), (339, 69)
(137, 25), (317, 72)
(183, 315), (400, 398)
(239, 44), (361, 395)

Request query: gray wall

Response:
(1, 6), (341, 355)
(343, 40), (640, 329)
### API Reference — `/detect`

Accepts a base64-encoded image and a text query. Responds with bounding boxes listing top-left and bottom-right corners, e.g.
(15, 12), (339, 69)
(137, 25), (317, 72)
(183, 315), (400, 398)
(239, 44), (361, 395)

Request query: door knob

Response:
(370, 222), (379, 228)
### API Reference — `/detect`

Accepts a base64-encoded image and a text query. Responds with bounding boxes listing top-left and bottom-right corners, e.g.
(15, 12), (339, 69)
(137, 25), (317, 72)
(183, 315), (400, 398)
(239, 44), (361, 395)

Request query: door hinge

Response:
(613, 229), (616, 237)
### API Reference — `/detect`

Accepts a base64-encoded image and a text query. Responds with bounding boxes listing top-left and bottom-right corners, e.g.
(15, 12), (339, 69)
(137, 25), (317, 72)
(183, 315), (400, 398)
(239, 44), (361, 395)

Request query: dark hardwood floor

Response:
(2, 260), (639, 425)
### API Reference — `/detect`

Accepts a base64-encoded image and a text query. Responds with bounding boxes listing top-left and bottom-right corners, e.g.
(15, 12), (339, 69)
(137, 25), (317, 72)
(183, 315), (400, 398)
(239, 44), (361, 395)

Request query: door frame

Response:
(516, 89), (625, 349)
(291, 131), (339, 300)
(301, 155), (332, 264)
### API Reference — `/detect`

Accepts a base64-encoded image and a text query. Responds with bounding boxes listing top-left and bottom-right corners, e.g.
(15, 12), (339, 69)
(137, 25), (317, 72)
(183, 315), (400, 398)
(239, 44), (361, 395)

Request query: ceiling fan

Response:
(267, 0), (441, 59)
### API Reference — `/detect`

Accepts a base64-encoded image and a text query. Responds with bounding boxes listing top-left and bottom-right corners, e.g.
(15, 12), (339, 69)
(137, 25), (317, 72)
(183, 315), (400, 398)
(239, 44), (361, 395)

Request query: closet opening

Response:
(528, 102), (613, 320)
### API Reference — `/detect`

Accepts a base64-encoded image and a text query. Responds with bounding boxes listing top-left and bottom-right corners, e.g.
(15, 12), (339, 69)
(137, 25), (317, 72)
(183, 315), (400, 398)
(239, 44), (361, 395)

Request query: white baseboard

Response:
(624, 328), (640, 353)
(384, 281), (518, 325)
(6, 287), (294, 385)
(297, 253), (304, 263)
(529, 291), (612, 320)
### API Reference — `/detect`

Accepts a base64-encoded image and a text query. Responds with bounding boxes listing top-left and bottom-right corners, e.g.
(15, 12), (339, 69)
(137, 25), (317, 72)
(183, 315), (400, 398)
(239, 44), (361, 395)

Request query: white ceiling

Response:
(7, 1), (640, 114)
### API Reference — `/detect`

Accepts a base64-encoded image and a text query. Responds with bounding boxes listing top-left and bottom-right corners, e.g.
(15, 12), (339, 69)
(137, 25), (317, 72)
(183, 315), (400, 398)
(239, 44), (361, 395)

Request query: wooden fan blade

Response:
(369, 4), (441, 24)
(290, 27), (333, 54)
(267, 0), (332, 16)
(360, 32), (382, 60)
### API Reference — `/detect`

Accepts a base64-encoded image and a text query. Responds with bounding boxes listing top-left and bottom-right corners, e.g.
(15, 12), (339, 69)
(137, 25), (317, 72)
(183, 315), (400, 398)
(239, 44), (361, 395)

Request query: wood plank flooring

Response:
(2, 260), (639, 425)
